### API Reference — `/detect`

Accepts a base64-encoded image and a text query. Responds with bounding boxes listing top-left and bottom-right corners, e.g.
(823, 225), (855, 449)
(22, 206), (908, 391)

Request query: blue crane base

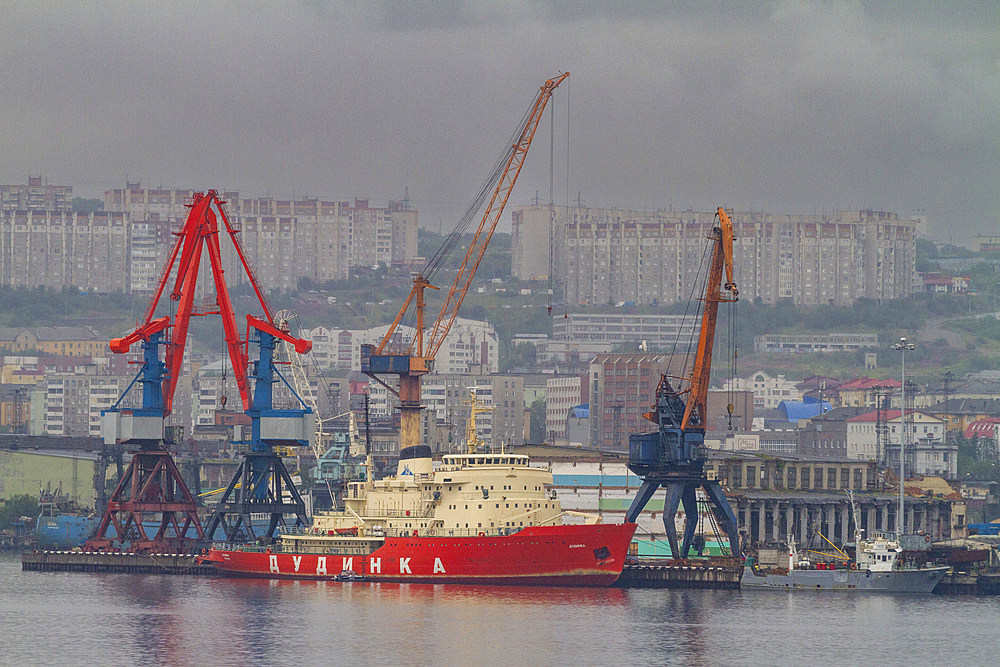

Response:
(624, 472), (740, 560)
(205, 452), (308, 543)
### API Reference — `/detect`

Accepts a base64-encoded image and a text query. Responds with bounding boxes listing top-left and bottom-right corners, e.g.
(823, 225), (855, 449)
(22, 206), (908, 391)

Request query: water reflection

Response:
(4, 556), (999, 666)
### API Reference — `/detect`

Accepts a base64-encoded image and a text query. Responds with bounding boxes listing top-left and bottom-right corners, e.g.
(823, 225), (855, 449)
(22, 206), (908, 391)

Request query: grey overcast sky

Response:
(1, 1), (997, 243)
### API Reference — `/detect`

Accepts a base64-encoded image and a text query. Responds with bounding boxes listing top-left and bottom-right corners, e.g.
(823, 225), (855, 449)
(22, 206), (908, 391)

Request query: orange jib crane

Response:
(680, 206), (738, 431)
(363, 73), (569, 451)
(626, 206), (741, 560)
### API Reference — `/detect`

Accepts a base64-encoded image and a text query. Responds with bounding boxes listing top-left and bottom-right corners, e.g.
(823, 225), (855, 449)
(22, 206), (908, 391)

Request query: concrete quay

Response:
(616, 557), (742, 589)
(21, 550), (216, 575)
(935, 571), (1000, 596)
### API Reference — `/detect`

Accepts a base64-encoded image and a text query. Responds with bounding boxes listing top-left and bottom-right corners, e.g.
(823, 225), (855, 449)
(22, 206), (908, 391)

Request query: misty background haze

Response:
(2, 1), (996, 243)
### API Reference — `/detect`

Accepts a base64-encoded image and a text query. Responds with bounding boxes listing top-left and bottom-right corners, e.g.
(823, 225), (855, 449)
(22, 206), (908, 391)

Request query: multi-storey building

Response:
(2, 181), (420, 295)
(754, 333), (879, 354)
(552, 312), (699, 349)
(87, 377), (131, 437)
(421, 374), (525, 452)
(0, 328), (108, 358)
(128, 217), (175, 294)
(589, 353), (683, 451)
(232, 196), (417, 282)
(0, 210), (130, 292)
(846, 409), (954, 477)
(1, 176), (72, 212)
(837, 377), (902, 408)
(104, 183), (201, 219)
(722, 370), (802, 410)
(513, 205), (918, 307)
(545, 375), (587, 443)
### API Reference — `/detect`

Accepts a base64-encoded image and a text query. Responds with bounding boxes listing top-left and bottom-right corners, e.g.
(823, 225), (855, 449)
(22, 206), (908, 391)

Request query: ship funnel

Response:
(398, 444), (433, 476)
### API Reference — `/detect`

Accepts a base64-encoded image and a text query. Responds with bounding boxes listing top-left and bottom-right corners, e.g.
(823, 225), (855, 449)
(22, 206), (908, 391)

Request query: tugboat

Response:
(202, 397), (636, 586)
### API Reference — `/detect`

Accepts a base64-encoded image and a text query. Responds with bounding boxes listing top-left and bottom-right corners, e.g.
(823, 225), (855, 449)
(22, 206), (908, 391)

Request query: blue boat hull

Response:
(35, 515), (99, 550)
(35, 512), (285, 549)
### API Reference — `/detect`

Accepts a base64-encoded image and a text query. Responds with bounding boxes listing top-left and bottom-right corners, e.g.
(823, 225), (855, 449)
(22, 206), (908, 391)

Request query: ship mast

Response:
(463, 388), (495, 455)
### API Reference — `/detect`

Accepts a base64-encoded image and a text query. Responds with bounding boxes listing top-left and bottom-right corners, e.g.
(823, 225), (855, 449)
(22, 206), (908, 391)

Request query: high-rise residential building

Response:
(233, 196), (418, 282)
(43, 368), (130, 437)
(1, 176), (72, 212)
(0, 211), (130, 292)
(104, 182), (202, 219)
(3, 181), (419, 294)
(513, 205), (918, 307)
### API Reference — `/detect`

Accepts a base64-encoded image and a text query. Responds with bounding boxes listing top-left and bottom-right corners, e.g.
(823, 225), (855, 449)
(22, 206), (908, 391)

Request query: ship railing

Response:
(369, 508), (434, 519)
(388, 527), (524, 538)
(211, 541), (374, 556)
(211, 542), (278, 553)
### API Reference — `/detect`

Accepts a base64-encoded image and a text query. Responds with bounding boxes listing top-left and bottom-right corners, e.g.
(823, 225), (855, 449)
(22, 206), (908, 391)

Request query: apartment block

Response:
(514, 205), (918, 307)
(589, 353), (683, 451)
(0, 210), (129, 292)
(1, 176), (72, 212)
(1, 180), (420, 295)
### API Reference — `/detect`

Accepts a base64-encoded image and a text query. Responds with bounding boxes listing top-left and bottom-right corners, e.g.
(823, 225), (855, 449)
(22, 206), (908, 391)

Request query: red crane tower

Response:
(85, 190), (312, 553)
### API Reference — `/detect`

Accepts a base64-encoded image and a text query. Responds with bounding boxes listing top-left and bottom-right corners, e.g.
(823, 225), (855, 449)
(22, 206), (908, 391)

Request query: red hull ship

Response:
(203, 442), (637, 587)
(205, 523), (636, 586)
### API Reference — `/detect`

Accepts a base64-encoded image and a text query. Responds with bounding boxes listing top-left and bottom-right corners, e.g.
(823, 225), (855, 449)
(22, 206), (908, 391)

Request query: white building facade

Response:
(722, 370), (802, 410)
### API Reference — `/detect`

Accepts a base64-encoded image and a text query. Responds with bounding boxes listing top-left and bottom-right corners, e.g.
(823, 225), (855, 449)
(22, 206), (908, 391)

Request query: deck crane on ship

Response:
(362, 73), (568, 452)
(86, 190), (314, 552)
(624, 207), (742, 560)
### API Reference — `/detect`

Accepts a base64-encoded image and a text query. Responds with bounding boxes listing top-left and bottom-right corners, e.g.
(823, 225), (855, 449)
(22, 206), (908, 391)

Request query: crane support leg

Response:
(703, 480), (740, 557)
(624, 478), (660, 524)
(680, 483), (699, 558)
(661, 483), (684, 559)
(86, 446), (205, 554)
(205, 452), (308, 543)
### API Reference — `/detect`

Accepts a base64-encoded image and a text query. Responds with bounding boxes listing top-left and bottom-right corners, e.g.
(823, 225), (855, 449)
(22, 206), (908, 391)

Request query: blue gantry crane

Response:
(205, 321), (315, 542)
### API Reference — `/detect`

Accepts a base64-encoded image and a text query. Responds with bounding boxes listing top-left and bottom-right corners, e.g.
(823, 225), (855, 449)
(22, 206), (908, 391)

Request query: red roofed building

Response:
(964, 417), (1000, 440)
(921, 273), (971, 294)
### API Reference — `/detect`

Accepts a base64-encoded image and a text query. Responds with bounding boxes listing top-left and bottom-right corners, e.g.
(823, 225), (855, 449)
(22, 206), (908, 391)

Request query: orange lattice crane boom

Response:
(680, 206), (738, 431)
(365, 73), (568, 450)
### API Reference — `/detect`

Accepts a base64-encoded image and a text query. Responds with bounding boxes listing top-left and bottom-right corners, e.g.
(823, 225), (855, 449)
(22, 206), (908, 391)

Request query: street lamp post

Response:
(892, 336), (915, 535)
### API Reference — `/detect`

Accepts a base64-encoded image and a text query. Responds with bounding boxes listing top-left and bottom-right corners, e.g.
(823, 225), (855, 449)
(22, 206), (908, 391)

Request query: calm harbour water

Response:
(2, 553), (998, 666)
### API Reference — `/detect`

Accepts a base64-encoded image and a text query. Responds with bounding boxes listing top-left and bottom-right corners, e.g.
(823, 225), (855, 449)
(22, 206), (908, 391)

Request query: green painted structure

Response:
(0, 449), (100, 508)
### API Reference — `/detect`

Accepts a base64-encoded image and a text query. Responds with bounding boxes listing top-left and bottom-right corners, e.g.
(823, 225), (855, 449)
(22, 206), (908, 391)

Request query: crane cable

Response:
(670, 237), (712, 389)
(389, 89), (541, 350)
(422, 93), (537, 283)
